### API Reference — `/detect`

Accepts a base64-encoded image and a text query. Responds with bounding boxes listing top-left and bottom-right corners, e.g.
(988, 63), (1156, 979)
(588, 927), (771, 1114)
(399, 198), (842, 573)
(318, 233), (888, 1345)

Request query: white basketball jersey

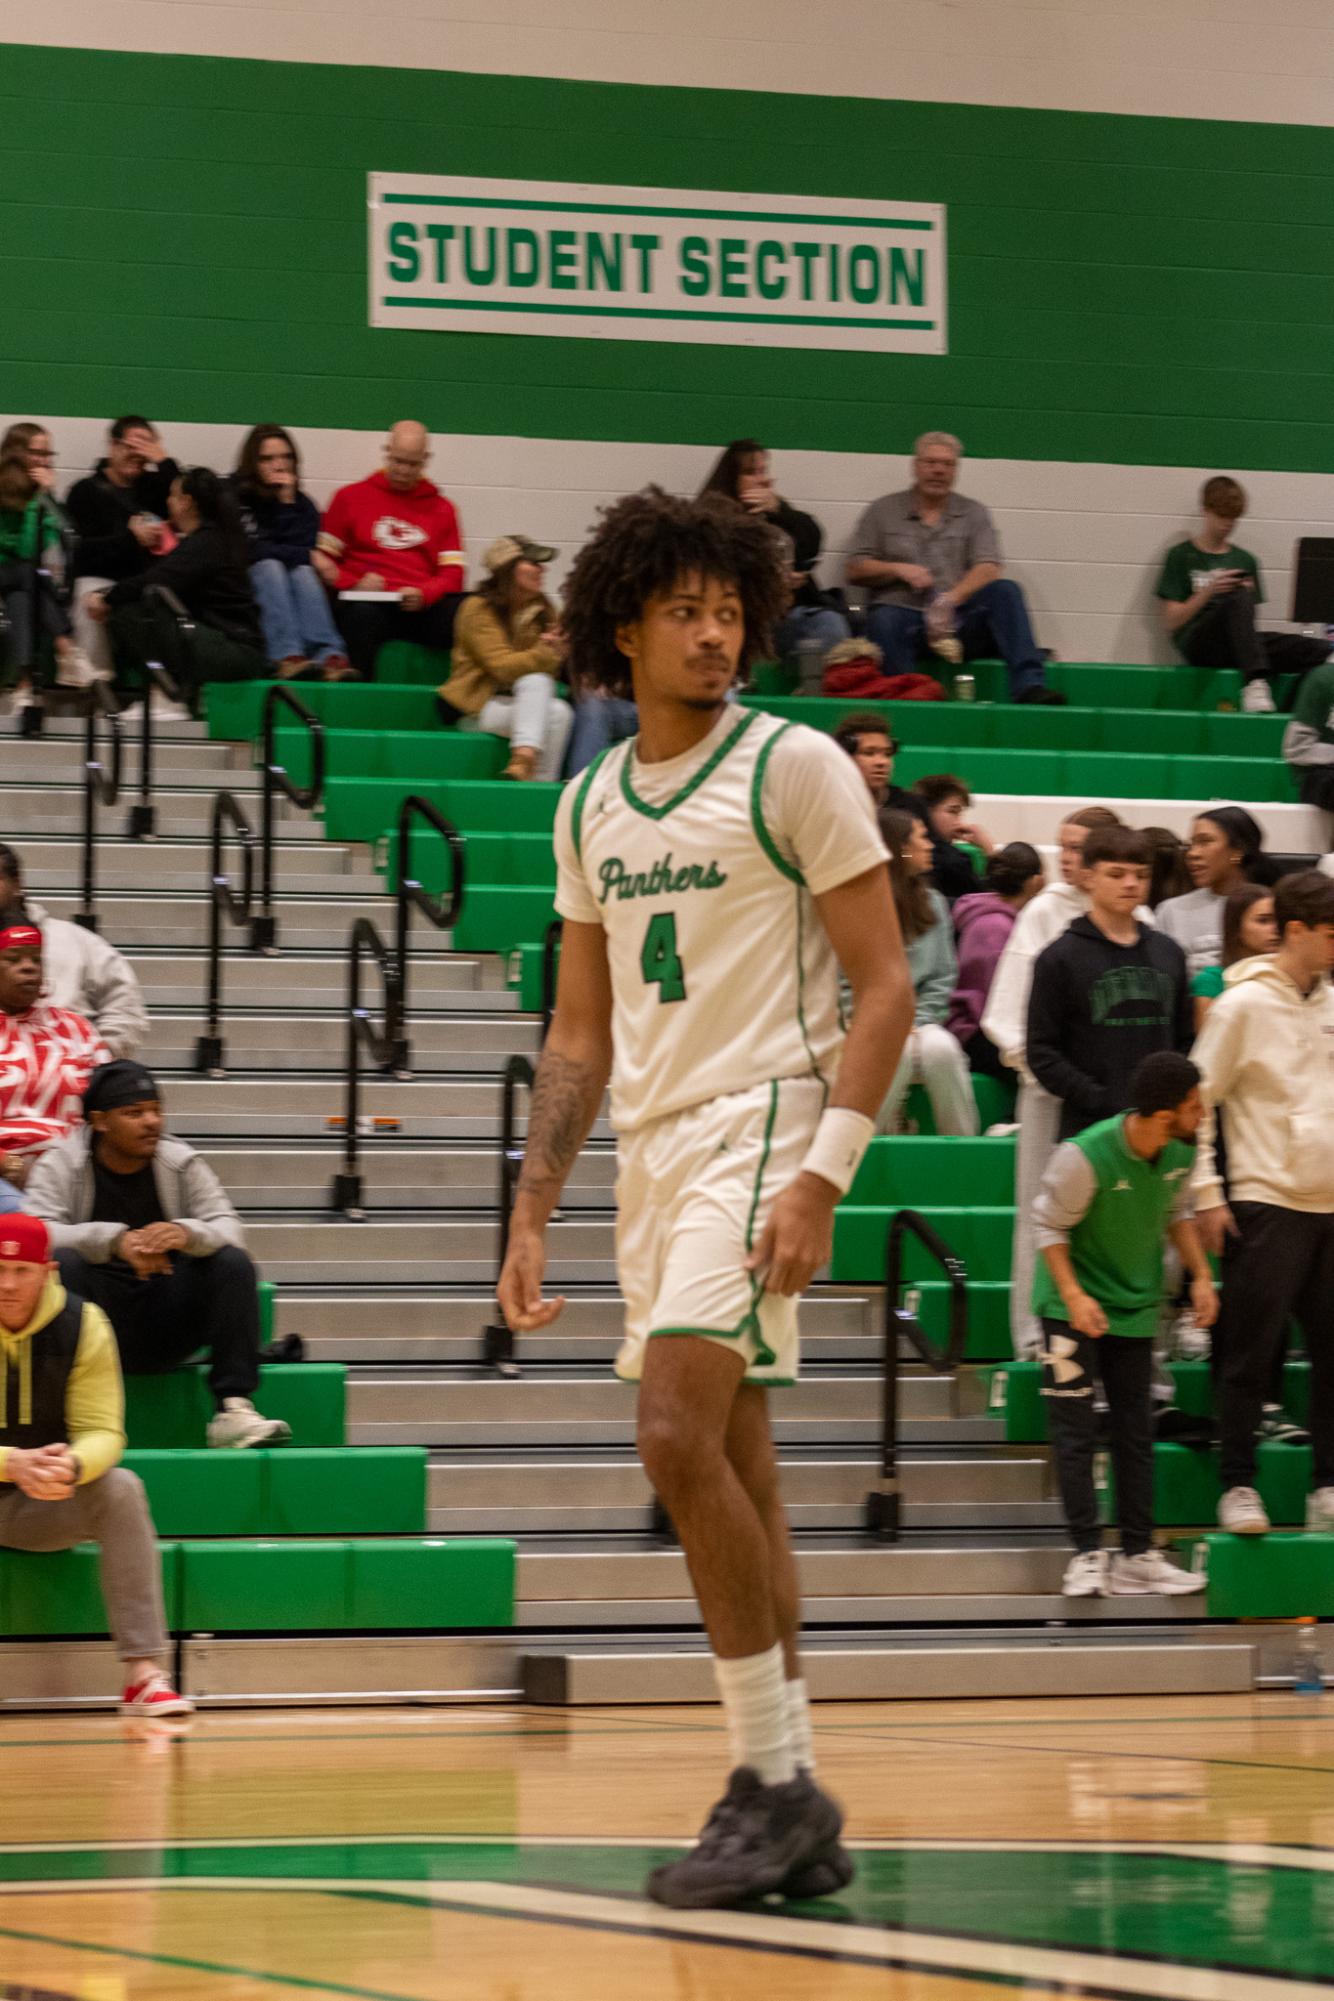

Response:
(554, 707), (886, 1133)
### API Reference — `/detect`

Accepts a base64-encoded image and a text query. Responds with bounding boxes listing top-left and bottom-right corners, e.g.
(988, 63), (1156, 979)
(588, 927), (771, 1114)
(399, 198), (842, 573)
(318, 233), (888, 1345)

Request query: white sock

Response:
(786, 1677), (815, 1775)
(713, 1644), (796, 1786)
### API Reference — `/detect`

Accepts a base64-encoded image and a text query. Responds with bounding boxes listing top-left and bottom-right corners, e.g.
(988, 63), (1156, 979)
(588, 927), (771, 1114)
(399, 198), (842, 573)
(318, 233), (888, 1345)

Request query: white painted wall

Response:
(11, 413), (1332, 667)
(9, 0), (1334, 125)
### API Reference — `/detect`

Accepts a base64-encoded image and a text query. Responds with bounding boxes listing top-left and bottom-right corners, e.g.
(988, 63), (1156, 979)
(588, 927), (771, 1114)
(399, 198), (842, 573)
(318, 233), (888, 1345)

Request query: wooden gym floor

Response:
(3, 1694), (1334, 1998)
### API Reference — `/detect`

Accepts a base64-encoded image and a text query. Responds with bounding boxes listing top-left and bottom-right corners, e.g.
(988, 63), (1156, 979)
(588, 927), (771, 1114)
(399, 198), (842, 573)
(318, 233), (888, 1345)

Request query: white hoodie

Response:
(980, 880), (1087, 1073)
(26, 900), (147, 1060)
(1191, 955), (1334, 1214)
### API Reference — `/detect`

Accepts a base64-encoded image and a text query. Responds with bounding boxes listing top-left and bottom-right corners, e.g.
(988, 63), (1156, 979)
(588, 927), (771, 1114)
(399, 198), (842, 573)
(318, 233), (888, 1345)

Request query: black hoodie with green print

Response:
(1026, 916), (1192, 1140)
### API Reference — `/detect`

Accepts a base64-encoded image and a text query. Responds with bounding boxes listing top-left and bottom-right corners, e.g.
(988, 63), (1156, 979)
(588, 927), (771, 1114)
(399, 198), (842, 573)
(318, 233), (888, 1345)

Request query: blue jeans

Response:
(775, 603), (852, 661)
(865, 579), (1046, 700)
(250, 559), (344, 665)
(0, 1179), (23, 1214)
(564, 693), (639, 777)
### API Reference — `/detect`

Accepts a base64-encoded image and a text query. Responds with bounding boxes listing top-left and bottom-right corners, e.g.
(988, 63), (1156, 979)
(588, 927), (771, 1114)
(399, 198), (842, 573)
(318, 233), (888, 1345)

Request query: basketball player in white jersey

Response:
(498, 490), (913, 1908)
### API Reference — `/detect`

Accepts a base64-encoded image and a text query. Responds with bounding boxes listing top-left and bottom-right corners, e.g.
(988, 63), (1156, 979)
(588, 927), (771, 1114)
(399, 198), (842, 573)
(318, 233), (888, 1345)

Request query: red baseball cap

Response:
(0, 1216), (51, 1264)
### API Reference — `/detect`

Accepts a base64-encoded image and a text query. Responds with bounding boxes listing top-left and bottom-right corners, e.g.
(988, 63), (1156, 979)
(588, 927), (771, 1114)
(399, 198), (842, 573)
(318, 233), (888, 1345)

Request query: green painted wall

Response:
(6, 43), (1334, 467)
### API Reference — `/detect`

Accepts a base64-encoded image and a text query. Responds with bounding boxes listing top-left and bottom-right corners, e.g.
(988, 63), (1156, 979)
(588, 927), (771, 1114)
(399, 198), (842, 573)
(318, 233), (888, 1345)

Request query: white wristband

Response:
(800, 1107), (875, 1197)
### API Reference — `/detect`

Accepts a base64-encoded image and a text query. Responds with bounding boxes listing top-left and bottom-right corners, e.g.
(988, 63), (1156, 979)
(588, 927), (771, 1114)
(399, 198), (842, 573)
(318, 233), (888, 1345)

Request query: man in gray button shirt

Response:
(846, 433), (1061, 704)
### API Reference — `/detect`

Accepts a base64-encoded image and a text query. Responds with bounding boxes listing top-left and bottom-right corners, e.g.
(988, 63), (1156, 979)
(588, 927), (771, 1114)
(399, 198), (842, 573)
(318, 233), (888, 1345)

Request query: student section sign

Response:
(369, 175), (946, 353)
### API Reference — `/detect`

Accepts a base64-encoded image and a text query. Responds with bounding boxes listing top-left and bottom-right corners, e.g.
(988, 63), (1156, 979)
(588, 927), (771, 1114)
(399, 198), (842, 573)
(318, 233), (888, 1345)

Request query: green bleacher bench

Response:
(176, 1535), (515, 1632)
(1193, 1534), (1334, 1620)
(206, 681), (445, 741)
(991, 1358), (1311, 1443)
(122, 1447), (427, 1537)
(1112, 1442), (1312, 1529)
(381, 828), (554, 897)
(831, 1204), (1013, 1285)
(123, 1363), (346, 1449)
(0, 1543), (182, 1638)
(322, 776), (561, 844)
(850, 1135), (1015, 1206)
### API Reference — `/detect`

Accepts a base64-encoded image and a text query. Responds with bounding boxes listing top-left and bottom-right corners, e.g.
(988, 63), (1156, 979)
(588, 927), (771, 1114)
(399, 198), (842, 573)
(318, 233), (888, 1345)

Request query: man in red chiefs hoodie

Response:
(314, 420), (466, 678)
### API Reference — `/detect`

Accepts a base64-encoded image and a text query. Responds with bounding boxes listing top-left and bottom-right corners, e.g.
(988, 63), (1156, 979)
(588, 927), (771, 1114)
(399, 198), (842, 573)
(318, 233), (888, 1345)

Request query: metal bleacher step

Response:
(277, 1286), (875, 1362)
(427, 1450), (1059, 1534)
(214, 1145), (613, 1213)
(4, 736), (248, 780)
(40, 891), (430, 951)
(345, 1366), (995, 1447)
(1, 787), (279, 836)
(129, 951), (506, 1002)
(246, 1214), (616, 1284)
(520, 1630), (1254, 1703)
(20, 836), (376, 891)
(140, 1013), (541, 1072)
(119, 1076), (583, 1141)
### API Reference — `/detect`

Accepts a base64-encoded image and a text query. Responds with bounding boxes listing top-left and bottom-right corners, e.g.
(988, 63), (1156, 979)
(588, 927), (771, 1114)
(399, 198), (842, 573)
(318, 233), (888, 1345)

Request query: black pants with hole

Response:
(1041, 1317), (1154, 1555)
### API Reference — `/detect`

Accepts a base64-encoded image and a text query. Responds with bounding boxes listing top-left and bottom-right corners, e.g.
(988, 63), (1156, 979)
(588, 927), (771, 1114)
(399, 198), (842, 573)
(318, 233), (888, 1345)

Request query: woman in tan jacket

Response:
(436, 536), (571, 780)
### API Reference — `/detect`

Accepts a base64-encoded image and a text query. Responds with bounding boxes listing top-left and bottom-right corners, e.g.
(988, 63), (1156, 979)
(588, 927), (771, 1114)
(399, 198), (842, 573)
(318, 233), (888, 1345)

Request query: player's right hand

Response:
(497, 1227), (567, 1332)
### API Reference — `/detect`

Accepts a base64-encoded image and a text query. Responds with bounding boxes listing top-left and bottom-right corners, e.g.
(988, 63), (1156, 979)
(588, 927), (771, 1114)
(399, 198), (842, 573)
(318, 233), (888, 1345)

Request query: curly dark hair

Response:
(561, 486), (790, 696)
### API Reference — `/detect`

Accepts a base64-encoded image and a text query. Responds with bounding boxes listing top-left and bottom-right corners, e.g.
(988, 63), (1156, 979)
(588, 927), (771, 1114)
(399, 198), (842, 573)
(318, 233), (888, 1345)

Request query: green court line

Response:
(0, 1921), (423, 2001)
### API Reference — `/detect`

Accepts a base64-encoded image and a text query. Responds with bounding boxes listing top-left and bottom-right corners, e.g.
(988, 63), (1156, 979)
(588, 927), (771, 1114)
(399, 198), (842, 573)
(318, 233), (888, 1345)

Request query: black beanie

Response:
(83, 1060), (160, 1115)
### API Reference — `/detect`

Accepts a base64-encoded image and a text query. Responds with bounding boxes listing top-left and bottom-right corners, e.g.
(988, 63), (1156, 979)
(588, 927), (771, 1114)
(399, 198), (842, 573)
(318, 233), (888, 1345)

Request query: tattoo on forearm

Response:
(518, 1049), (604, 1201)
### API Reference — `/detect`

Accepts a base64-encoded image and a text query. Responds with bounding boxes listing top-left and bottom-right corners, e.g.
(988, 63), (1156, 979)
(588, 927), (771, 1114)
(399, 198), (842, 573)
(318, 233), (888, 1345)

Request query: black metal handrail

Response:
(865, 1208), (969, 1542)
(481, 1053), (536, 1376)
(193, 791), (256, 1077)
(330, 917), (406, 1219)
(541, 918), (563, 1042)
(128, 585), (190, 840)
(394, 794), (465, 1074)
(73, 690), (123, 932)
(253, 684), (326, 952)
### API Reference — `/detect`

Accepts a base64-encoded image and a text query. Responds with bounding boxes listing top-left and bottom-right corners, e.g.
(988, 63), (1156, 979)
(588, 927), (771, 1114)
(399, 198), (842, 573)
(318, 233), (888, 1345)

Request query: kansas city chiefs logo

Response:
(373, 516), (428, 552)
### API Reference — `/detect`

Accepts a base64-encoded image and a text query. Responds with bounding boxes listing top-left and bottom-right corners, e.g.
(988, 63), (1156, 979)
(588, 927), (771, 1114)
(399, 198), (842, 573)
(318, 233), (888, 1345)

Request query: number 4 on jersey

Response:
(640, 911), (687, 1003)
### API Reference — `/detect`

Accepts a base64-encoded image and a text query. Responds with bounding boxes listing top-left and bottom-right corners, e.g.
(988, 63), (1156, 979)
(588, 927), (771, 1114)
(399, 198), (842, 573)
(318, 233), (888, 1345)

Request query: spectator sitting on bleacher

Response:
(1035, 1051), (1212, 1601)
(1155, 807), (1264, 979)
(845, 433), (1062, 706)
(1191, 871), (1334, 1538)
(0, 843), (147, 1058)
(1192, 883), (1276, 1030)
(874, 810), (979, 1136)
(831, 711), (927, 822)
(0, 453), (90, 737)
(1027, 827), (1192, 1145)
(1156, 477), (1280, 715)
(947, 842), (1044, 1079)
(1282, 650), (1334, 812)
(911, 771), (995, 905)
(698, 438), (851, 668)
(27, 1062), (290, 1452)
(314, 421), (465, 679)
(65, 417), (182, 687)
(0, 921), (108, 1215)
(90, 469), (268, 720)
(0, 1212), (192, 1717)
(439, 537), (572, 781)
(982, 805), (1126, 1359)
(231, 425), (353, 683)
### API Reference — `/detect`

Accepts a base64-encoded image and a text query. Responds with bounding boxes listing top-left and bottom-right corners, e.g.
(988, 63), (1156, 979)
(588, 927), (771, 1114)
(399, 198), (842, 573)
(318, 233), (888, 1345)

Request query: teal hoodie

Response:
(908, 886), (957, 1026)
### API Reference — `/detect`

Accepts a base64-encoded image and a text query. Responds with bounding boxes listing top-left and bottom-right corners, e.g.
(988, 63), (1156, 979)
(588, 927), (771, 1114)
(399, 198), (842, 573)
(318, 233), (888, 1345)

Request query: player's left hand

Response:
(1190, 1275), (1219, 1329)
(745, 1172), (838, 1297)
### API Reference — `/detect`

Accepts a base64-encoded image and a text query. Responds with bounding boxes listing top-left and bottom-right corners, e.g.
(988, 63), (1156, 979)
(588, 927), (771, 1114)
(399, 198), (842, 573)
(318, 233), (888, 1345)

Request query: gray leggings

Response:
(0, 1466), (167, 1660)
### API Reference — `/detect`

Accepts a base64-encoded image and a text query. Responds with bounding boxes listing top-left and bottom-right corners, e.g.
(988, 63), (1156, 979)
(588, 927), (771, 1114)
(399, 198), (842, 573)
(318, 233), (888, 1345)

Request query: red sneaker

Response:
(120, 1673), (194, 1719)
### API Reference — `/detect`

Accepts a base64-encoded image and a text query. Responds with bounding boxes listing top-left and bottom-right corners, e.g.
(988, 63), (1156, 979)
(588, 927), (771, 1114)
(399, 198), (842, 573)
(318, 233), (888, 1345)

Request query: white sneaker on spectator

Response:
(150, 689), (192, 721)
(118, 700), (144, 723)
(1306, 1488), (1334, 1532)
(1173, 1309), (1211, 1361)
(1219, 1486), (1271, 1534)
(207, 1398), (292, 1449)
(1108, 1549), (1206, 1596)
(121, 1671), (194, 1718)
(54, 641), (105, 689)
(1062, 1550), (1109, 1597)
(984, 1122), (1020, 1138)
(1240, 679), (1276, 713)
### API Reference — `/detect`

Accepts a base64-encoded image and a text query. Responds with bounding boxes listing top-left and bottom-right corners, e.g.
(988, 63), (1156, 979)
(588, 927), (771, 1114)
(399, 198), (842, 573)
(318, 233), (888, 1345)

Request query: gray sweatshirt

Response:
(26, 900), (148, 1058)
(908, 887), (958, 1026)
(1155, 887), (1224, 980)
(25, 1129), (246, 1261)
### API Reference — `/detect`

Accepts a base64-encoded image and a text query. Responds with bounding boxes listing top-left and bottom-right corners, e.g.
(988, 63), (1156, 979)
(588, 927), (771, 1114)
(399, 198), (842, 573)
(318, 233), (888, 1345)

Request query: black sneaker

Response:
(646, 1766), (843, 1909)
(1259, 1407), (1311, 1447)
(1016, 686), (1067, 705)
(780, 1840), (856, 1899)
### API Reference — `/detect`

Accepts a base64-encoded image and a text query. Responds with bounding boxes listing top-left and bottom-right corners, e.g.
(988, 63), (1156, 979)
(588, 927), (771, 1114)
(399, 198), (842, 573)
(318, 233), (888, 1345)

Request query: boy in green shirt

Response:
(1155, 475), (1272, 713)
(1033, 1051), (1215, 1598)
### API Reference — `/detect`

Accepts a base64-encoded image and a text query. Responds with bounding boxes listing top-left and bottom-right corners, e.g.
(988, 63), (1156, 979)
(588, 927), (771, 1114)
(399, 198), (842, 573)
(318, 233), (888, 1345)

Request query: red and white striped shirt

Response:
(0, 1003), (110, 1157)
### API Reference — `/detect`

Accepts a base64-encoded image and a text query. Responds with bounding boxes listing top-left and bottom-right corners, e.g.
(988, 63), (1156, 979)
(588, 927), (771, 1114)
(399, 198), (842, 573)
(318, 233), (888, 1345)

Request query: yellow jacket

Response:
(437, 594), (561, 717)
(0, 1275), (125, 1484)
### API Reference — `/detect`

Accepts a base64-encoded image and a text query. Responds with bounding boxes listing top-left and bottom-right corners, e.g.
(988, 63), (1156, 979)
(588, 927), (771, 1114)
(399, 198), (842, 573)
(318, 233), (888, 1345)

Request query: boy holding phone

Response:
(1156, 476), (1272, 712)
